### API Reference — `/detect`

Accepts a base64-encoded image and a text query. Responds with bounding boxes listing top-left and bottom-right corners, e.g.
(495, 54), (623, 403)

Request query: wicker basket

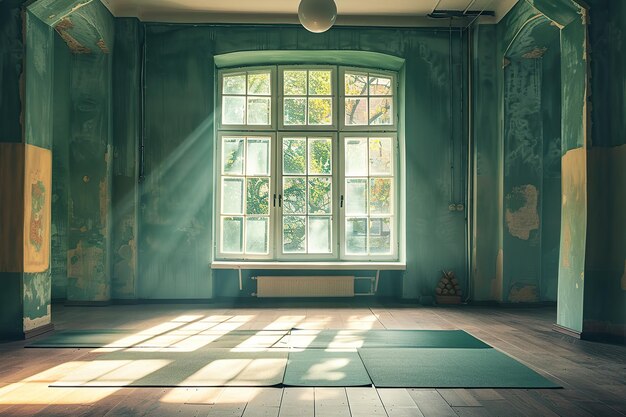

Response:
(435, 295), (462, 305)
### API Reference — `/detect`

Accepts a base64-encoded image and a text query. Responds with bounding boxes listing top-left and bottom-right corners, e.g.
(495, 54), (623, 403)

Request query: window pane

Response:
(283, 216), (306, 253)
(345, 138), (368, 176)
(284, 70), (307, 95)
(345, 98), (367, 125)
(345, 73), (367, 96)
(369, 76), (392, 95)
(246, 138), (270, 176)
(222, 178), (244, 214)
(346, 178), (367, 215)
(222, 217), (243, 253)
(222, 96), (245, 125)
(246, 178), (270, 215)
(309, 70), (331, 95)
(308, 217), (331, 253)
(346, 218), (367, 255)
(308, 138), (332, 175)
(369, 97), (392, 125)
(308, 98), (332, 125)
(223, 74), (245, 94)
(283, 177), (306, 214)
(308, 177), (332, 214)
(369, 178), (392, 215)
(284, 98), (306, 125)
(248, 72), (270, 95)
(369, 218), (391, 254)
(222, 137), (244, 174)
(246, 217), (269, 254)
(247, 97), (271, 125)
(369, 137), (393, 175)
(283, 138), (306, 175)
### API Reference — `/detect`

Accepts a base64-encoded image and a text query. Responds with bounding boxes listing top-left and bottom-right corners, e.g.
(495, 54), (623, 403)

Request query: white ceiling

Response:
(101, 0), (518, 25)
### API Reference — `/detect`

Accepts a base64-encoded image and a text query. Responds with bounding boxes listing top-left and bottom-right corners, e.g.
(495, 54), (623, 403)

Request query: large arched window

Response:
(215, 64), (399, 262)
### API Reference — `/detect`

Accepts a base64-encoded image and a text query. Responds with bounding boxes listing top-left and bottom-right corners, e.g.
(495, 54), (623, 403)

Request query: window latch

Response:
(273, 193), (277, 207)
(278, 194), (282, 207)
(340, 195), (344, 208)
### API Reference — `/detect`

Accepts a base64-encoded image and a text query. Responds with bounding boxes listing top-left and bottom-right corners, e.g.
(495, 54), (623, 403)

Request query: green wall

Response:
(140, 25), (468, 299)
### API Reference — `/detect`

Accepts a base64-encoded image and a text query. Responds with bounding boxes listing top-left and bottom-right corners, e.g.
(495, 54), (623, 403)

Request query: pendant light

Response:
(298, 0), (337, 33)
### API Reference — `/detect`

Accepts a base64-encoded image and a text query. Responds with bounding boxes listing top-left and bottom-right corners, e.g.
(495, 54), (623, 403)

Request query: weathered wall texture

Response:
(584, 0), (626, 341)
(142, 25), (468, 299)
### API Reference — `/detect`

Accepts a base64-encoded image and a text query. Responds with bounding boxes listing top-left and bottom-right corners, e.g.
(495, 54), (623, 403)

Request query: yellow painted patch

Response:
(505, 185), (540, 240)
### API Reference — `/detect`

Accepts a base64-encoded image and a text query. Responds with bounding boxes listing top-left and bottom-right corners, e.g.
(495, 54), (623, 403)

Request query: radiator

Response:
(254, 276), (354, 297)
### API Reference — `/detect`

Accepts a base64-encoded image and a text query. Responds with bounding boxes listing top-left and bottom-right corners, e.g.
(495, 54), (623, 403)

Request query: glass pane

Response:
(247, 97), (270, 125)
(283, 177), (306, 214)
(222, 137), (244, 175)
(222, 178), (244, 214)
(308, 138), (332, 175)
(284, 70), (307, 95)
(346, 218), (367, 255)
(308, 177), (332, 214)
(222, 96), (245, 125)
(283, 216), (306, 253)
(246, 178), (270, 215)
(345, 98), (367, 125)
(308, 98), (332, 125)
(308, 217), (331, 253)
(369, 97), (392, 125)
(246, 138), (270, 175)
(369, 76), (392, 95)
(344, 138), (368, 176)
(222, 217), (243, 253)
(223, 74), (245, 94)
(284, 98), (306, 125)
(369, 137), (393, 175)
(369, 218), (391, 254)
(248, 72), (270, 95)
(369, 178), (392, 215)
(309, 70), (331, 95)
(345, 73), (367, 96)
(246, 217), (269, 254)
(346, 178), (367, 215)
(283, 138), (306, 175)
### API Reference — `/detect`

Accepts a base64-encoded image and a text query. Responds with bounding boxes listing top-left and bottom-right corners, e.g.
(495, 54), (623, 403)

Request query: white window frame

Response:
(278, 65), (338, 131)
(215, 65), (400, 263)
(339, 67), (398, 132)
(339, 132), (399, 261)
(215, 132), (277, 260)
(217, 66), (277, 131)
(276, 132), (339, 260)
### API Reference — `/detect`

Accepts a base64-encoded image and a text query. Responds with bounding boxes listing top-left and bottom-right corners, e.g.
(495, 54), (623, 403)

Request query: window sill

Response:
(210, 260), (406, 270)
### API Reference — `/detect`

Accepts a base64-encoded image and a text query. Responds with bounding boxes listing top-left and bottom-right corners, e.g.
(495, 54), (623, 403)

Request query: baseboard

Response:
(552, 323), (582, 339)
(23, 323), (54, 339)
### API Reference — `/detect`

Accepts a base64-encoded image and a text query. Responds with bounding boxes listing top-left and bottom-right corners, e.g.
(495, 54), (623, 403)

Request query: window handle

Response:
(340, 195), (344, 208)
(278, 194), (282, 207)
(273, 193), (277, 207)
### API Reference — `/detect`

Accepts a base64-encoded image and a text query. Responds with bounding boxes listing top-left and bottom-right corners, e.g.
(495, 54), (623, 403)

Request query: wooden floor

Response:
(0, 302), (625, 416)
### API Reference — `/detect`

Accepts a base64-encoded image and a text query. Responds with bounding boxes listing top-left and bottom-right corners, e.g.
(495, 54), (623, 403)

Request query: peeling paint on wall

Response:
(67, 240), (109, 300)
(22, 271), (51, 331)
(508, 283), (539, 302)
(505, 184), (540, 240)
(55, 18), (91, 54)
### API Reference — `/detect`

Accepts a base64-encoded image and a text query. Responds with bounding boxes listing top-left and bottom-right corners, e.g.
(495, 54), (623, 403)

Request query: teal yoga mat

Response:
(358, 348), (560, 388)
(276, 329), (490, 349)
(283, 350), (372, 387)
(28, 329), (288, 349)
(50, 348), (289, 387)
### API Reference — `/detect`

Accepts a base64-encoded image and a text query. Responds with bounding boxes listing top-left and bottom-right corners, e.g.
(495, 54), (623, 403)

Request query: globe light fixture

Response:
(298, 0), (337, 33)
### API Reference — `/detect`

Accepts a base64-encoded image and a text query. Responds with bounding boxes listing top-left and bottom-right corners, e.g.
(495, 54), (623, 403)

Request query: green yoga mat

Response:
(276, 330), (489, 349)
(28, 329), (288, 349)
(50, 348), (289, 387)
(358, 348), (560, 388)
(283, 350), (372, 387)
